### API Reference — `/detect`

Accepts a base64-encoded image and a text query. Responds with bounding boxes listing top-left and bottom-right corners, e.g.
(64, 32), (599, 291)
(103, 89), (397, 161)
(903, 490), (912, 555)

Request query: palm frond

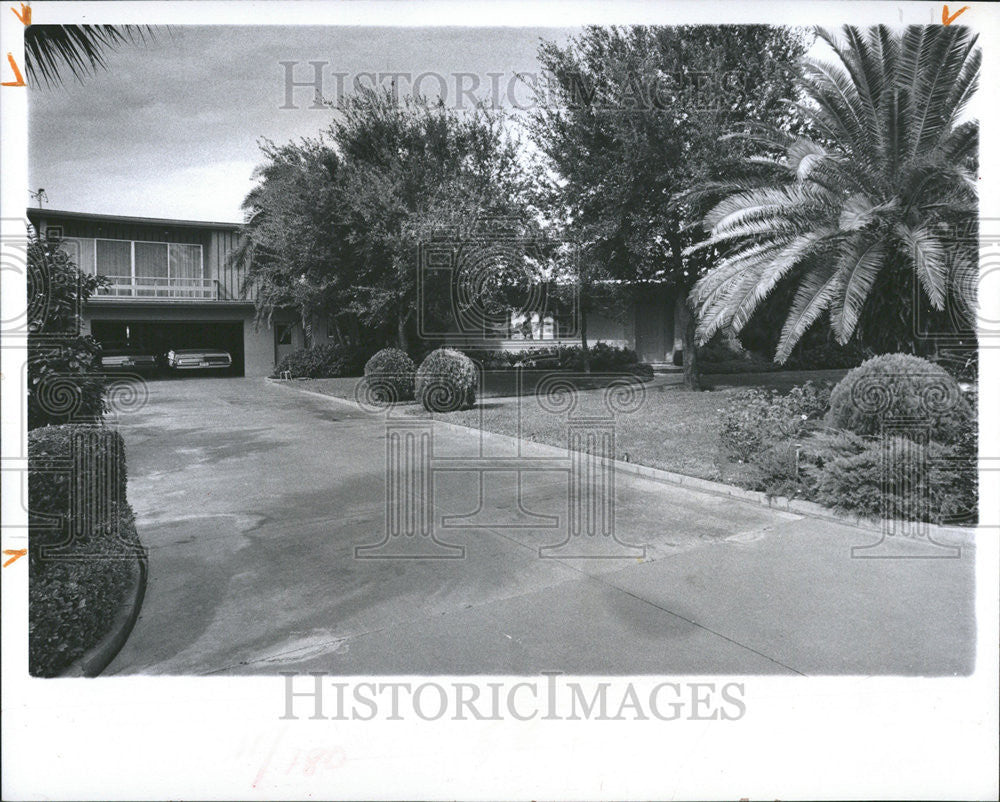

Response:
(829, 233), (885, 339)
(895, 223), (948, 309)
(774, 261), (844, 362)
(24, 25), (153, 88)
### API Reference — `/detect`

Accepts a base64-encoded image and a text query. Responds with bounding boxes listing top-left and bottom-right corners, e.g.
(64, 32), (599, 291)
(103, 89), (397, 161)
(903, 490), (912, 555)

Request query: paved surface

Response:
(107, 378), (975, 676)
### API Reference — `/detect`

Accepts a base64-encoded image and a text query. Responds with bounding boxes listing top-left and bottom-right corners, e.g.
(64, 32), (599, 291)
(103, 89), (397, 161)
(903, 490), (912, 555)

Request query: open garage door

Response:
(91, 319), (246, 376)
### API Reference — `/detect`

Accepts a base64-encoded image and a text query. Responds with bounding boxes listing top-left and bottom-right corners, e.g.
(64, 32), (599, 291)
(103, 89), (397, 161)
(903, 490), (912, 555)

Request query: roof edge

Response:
(26, 208), (243, 232)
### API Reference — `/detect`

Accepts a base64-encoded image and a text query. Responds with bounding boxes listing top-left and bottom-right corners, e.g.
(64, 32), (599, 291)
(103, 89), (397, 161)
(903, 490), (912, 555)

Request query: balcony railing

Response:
(95, 276), (219, 300)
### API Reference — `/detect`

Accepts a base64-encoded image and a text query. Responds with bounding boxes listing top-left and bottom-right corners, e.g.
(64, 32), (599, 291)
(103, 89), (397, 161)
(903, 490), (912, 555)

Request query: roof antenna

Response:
(30, 188), (48, 208)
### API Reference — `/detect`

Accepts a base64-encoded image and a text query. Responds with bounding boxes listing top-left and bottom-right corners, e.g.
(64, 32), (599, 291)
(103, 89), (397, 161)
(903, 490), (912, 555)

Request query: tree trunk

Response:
(301, 307), (313, 350)
(678, 296), (700, 391)
(579, 281), (591, 374)
(397, 309), (409, 353)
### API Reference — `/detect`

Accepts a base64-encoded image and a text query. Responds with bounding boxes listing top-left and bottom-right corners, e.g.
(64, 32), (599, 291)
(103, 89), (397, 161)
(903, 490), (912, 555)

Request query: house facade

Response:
(28, 208), (682, 374)
(27, 208), (306, 376)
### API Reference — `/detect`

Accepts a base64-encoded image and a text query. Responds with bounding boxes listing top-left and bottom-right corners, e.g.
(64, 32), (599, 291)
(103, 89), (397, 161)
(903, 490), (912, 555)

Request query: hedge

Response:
(29, 506), (141, 677)
(272, 342), (369, 379)
(29, 424), (127, 550)
(28, 423), (141, 677)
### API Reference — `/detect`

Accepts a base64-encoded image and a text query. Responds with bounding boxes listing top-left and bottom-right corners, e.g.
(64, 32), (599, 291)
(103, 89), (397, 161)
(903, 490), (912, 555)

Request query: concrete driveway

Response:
(107, 377), (975, 675)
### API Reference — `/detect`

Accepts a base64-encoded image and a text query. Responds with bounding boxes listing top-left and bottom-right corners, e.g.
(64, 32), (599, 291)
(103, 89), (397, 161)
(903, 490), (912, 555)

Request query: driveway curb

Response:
(62, 546), (149, 678)
(269, 378), (974, 545)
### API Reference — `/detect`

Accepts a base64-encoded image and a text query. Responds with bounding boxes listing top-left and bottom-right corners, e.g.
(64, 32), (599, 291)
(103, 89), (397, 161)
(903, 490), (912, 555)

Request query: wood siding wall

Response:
(32, 213), (251, 301)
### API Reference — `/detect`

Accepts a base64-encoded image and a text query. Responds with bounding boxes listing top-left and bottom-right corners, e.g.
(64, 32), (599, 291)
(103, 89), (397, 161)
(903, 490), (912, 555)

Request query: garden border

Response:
(269, 378), (975, 543)
(60, 545), (149, 678)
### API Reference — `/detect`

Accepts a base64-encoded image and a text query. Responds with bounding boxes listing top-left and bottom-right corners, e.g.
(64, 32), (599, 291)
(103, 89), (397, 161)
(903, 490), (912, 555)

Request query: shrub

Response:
(742, 440), (809, 497)
(807, 436), (936, 520)
(29, 424), (127, 551)
(363, 347), (416, 401)
(28, 422), (141, 677)
(415, 348), (478, 412)
(504, 344), (642, 372)
(720, 381), (831, 463)
(27, 231), (109, 430)
(827, 353), (970, 442)
(272, 342), (368, 379)
(929, 411), (978, 525)
(461, 349), (518, 370)
(29, 505), (140, 676)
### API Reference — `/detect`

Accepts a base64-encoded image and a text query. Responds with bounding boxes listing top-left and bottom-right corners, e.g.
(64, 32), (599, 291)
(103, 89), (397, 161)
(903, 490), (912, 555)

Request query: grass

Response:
(294, 375), (759, 482)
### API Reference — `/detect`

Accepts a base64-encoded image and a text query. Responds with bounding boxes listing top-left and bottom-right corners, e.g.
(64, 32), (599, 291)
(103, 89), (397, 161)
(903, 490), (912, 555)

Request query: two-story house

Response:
(27, 208), (684, 375)
(26, 208), (309, 376)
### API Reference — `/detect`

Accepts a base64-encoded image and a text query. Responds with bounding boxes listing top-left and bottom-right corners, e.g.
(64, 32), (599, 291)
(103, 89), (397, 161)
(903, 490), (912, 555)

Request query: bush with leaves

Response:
(272, 342), (369, 379)
(27, 231), (109, 430)
(720, 381), (832, 463)
(461, 349), (519, 370)
(827, 353), (971, 443)
(29, 506), (140, 676)
(363, 347), (416, 402)
(416, 348), (478, 412)
(29, 424), (127, 550)
(28, 423), (141, 676)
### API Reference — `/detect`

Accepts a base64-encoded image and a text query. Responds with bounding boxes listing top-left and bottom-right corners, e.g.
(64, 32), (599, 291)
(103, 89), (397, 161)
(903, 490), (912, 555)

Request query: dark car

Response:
(99, 342), (159, 374)
(166, 348), (233, 372)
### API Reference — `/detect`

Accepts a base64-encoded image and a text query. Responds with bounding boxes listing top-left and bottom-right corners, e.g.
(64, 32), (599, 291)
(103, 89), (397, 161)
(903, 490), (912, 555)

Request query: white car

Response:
(166, 348), (233, 371)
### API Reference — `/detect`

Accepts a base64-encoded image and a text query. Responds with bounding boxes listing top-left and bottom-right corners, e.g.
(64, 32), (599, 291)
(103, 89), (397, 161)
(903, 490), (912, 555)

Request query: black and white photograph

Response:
(2, 1), (998, 799)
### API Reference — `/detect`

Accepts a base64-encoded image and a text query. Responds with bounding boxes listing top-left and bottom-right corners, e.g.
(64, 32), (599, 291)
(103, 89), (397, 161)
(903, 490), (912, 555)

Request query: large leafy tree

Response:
(237, 137), (352, 343)
(331, 88), (535, 350)
(241, 88), (535, 352)
(529, 25), (811, 383)
(690, 25), (979, 362)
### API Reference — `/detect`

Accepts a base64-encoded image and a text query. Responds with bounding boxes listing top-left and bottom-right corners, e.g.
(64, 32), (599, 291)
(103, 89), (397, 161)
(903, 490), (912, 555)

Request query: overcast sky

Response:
(28, 26), (574, 222)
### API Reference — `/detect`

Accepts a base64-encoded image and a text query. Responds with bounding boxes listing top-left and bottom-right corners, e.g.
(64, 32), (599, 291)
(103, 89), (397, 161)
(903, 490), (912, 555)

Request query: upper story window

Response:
(60, 237), (210, 298)
(59, 237), (203, 280)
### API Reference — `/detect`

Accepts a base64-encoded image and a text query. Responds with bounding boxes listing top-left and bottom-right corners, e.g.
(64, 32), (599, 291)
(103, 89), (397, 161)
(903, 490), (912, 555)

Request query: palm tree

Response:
(24, 25), (152, 88)
(689, 25), (979, 361)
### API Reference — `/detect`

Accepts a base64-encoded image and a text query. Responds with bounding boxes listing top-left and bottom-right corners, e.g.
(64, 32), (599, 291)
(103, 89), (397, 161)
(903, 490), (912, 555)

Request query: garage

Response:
(91, 319), (246, 376)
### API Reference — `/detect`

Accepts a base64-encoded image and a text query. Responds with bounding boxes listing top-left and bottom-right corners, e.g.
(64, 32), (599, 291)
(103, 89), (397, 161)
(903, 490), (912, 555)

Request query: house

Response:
(27, 208), (305, 376)
(437, 283), (682, 366)
(27, 207), (683, 374)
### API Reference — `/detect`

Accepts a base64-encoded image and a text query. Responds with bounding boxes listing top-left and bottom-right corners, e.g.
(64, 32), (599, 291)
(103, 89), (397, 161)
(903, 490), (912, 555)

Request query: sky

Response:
(28, 26), (574, 223)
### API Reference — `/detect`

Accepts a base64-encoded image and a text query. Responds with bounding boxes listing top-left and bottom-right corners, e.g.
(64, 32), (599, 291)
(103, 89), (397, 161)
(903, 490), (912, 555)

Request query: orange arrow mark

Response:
(3, 548), (27, 567)
(942, 5), (969, 25)
(11, 3), (30, 25)
(2, 52), (25, 86)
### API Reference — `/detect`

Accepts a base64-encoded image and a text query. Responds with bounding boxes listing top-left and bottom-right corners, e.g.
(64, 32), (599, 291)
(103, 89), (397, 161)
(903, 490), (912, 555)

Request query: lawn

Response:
(292, 373), (762, 482)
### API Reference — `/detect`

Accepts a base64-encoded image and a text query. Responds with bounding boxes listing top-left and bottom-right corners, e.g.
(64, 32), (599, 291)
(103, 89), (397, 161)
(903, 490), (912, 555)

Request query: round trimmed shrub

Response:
(363, 347), (416, 402)
(827, 353), (970, 442)
(415, 348), (478, 412)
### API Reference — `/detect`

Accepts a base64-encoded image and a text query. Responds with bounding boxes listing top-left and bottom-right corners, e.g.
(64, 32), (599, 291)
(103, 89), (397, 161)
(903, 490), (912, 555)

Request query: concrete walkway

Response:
(107, 377), (975, 675)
